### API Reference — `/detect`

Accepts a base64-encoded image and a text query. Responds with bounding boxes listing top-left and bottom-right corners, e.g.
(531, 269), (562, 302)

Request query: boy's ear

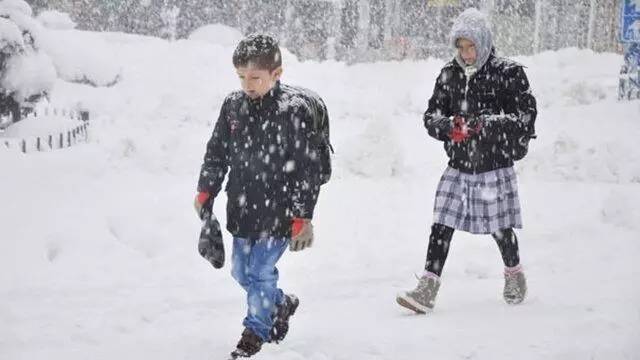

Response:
(271, 66), (283, 80)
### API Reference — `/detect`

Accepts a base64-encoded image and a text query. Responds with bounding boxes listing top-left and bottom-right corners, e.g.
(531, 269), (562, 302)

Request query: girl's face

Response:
(456, 38), (477, 66)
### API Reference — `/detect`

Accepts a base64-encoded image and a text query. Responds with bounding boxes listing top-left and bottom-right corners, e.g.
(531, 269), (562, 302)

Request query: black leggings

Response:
(424, 223), (520, 276)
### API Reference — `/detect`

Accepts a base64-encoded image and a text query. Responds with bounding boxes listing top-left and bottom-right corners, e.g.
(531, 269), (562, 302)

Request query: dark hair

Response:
(232, 34), (282, 71)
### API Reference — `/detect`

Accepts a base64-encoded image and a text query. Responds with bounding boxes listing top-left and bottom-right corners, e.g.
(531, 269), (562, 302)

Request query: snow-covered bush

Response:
(0, 0), (31, 17)
(36, 10), (76, 30)
(1, 50), (55, 102)
(0, 0), (55, 119)
(37, 29), (121, 88)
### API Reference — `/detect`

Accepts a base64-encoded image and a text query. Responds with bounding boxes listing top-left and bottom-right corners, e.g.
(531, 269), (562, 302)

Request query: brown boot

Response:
(230, 328), (263, 359)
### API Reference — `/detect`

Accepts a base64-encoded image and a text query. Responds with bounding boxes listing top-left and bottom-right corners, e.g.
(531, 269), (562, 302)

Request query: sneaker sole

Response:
(229, 350), (249, 359)
(396, 293), (431, 314)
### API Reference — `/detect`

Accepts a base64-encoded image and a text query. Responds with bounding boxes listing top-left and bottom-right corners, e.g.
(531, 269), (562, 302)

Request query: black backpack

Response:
(298, 89), (333, 184)
(311, 102), (333, 185)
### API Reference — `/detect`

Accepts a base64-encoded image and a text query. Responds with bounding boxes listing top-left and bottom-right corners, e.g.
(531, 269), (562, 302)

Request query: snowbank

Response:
(38, 29), (121, 87)
(36, 10), (76, 30)
(188, 23), (242, 47)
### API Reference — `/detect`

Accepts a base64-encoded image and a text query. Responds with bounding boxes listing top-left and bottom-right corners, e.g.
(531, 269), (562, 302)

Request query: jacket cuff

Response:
(292, 201), (315, 219)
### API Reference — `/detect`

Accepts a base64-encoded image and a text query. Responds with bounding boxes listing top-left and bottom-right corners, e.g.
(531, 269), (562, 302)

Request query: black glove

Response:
(198, 198), (225, 269)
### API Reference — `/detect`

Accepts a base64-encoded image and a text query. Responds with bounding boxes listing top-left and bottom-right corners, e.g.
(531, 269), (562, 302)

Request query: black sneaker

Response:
(270, 294), (300, 343)
(230, 328), (263, 359)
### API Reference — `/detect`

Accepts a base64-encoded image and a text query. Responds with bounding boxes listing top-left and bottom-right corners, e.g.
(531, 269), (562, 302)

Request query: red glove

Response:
(292, 218), (306, 237)
(194, 192), (212, 217)
(449, 115), (470, 143)
(290, 218), (313, 251)
(196, 192), (210, 205)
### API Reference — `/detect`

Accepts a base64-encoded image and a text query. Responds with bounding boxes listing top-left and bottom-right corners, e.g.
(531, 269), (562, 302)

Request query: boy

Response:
(195, 34), (331, 358)
(396, 8), (537, 314)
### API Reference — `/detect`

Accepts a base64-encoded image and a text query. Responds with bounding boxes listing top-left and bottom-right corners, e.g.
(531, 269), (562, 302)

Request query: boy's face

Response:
(456, 38), (477, 66)
(236, 65), (283, 99)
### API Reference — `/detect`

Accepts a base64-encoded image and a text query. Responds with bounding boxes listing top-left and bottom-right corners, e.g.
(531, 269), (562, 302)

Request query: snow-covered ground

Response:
(1, 25), (639, 360)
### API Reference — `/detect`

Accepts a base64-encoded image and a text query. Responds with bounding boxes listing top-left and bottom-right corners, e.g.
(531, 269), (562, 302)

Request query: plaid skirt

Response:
(433, 166), (523, 234)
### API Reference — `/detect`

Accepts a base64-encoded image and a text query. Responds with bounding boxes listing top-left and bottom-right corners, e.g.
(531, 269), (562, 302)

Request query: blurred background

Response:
(28, 0), (622, 62)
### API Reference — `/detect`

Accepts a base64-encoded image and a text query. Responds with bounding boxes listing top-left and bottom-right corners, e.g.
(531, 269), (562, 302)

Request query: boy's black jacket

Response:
(198, 81), (330, 239)
(424, 53), (538, 174)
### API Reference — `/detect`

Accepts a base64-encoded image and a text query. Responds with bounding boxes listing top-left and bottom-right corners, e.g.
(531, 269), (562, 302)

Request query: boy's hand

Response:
(194, 192), (211, 219)
(290, 218), (313, 251)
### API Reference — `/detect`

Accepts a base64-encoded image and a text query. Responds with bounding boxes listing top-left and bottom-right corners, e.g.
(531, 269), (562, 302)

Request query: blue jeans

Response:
(231, 236), (289, 341)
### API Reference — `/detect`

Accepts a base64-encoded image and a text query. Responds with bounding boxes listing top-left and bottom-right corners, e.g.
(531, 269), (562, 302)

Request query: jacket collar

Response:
(247, 81), (281, 110)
